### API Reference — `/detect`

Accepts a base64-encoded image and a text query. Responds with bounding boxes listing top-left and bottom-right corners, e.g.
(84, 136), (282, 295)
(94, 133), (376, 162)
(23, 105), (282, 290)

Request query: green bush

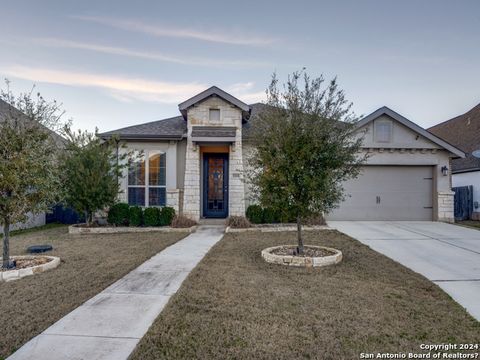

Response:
(128, 206), (143, 227)
(144, 207), (161, 227)
(159, 207), (176, 226)
(263, 207), (279, 223)
(246, 205), (264, 224)
(107, 203), (130, 226)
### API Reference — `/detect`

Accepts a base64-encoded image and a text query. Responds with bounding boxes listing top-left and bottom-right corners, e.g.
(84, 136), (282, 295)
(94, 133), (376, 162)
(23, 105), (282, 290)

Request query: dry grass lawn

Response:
(130, 230), (480, 360)
(0, 226), (186, 359)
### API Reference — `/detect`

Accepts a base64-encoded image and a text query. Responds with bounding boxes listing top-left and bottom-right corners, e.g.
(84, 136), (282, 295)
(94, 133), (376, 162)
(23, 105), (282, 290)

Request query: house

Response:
(428, 103), (480, 219)
(99, 86), (464, 222)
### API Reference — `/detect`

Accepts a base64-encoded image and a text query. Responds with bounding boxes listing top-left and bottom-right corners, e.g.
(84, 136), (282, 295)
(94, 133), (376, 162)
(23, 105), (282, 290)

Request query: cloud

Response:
(1, 65), (266, 104)
(33, 38), (271, 67)
(71, 15), (277, 46)
(227, 82), (266, 103)
(2, 65), (207, 103)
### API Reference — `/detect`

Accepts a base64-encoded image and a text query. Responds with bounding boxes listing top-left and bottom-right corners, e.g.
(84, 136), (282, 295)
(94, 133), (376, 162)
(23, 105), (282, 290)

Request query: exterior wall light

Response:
(441, 165), (448, 176)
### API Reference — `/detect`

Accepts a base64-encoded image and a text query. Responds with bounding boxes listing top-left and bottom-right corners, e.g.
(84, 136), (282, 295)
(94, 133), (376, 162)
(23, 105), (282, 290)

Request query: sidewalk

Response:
(8, 225), (225, 360)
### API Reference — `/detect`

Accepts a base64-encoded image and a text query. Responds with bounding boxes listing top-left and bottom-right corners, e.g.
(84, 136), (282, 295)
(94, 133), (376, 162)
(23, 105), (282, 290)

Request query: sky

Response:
(0, 0), (479, 132)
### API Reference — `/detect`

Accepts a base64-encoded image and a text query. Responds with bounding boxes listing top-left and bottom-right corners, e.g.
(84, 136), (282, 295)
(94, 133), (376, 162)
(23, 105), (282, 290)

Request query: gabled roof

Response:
(99, 115), (186, 140)
(178, 86), (250, 120)
(428, 103), (480, 172)
(358, 106), (465, 158)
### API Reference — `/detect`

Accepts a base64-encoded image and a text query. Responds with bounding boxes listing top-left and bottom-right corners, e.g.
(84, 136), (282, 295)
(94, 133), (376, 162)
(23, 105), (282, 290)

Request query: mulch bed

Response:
(270, 245), (336, 257)
(0, 256), (52, 271)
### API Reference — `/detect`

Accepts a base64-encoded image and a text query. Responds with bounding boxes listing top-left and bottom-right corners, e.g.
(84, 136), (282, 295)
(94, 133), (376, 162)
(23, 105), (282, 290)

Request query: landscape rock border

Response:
(226, 225), (329, 233)
(262, 245), (342, 267)
(69, 224), (197, 235)
(0, 255), (60, 282)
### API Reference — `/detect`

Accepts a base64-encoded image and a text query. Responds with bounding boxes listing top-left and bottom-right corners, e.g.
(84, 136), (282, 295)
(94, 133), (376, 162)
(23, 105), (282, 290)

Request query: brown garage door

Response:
(328, 166), (433, 221)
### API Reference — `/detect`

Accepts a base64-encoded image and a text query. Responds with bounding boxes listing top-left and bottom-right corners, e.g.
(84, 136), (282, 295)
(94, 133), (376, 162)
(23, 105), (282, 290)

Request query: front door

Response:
(203, 153), (229, 218)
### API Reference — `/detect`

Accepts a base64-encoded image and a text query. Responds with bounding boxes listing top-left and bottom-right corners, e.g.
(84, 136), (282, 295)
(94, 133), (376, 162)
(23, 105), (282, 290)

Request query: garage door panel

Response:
(328, 166), (433, 221)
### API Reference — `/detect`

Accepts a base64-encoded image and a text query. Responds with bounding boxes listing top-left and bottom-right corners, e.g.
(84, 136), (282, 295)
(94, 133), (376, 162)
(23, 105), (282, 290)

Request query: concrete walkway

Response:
(329, 221), (480, 321)
(8, 225), (225, 360)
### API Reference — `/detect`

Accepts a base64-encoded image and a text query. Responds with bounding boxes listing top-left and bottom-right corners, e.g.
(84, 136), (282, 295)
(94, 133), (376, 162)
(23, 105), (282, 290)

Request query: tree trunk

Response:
(84, 210), (90, 226)
(2, 220), (11, 269)
(296, 216), (304, 255)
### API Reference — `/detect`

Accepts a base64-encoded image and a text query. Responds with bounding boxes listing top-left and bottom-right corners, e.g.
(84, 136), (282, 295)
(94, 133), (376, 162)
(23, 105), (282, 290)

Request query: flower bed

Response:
(261, 245), (342, 267)
(0, 255), (60, 282)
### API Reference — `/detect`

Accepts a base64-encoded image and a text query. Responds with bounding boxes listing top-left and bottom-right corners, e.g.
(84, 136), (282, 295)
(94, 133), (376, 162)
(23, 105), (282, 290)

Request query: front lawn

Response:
(1, 226), (186, 358)
(130, 230), (479, 360)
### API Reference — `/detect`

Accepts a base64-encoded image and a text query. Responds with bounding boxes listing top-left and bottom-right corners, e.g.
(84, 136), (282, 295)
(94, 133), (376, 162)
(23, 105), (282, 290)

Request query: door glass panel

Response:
(207, 157), (224, 212)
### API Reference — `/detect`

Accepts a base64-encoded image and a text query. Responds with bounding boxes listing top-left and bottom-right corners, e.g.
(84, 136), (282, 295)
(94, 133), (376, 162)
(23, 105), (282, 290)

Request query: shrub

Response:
(107, 203), (130, 226)
(304, 213), (326, 226)
(225, 216), (251, 229)
(171, 215), (196, 228)
(128, 206), (143, 227)
(159, 207), (176, 226)
(246, 205), (264, 224)
(263, 207), (279, 224)
(144, 207), (161, 227)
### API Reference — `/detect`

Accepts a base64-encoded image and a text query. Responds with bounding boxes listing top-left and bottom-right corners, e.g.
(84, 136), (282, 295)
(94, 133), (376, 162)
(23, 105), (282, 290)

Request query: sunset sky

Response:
(0, 0), (478, 132)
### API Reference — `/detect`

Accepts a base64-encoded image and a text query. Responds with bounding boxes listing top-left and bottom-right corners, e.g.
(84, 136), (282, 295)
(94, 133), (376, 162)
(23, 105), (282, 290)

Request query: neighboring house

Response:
(99, 86), (464, 223)
(428, 103), (480, 218)
(0, 99), (66, 232)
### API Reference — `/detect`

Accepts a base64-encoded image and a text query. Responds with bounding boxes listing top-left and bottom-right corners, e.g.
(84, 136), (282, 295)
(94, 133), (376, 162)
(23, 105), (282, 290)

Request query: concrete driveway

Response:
(328, 221), (480, 321)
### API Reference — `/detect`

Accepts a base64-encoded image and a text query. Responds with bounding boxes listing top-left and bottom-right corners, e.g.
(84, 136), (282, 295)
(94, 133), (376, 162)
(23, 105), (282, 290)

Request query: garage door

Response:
(328, 166), (433, 221)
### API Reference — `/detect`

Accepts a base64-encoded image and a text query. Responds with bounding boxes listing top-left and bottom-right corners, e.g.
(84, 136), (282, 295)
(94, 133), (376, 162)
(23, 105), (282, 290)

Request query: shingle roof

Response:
(428, 103), (480, 173)
(99, 115), (186, 140)
(191, 126), (236, 138)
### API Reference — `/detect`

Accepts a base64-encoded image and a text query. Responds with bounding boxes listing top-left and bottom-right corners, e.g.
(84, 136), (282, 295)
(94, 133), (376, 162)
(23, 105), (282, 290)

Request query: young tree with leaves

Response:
(249, 71), (366, 254)
(60, 128), (128, 226)
(0, 81), (65, 268)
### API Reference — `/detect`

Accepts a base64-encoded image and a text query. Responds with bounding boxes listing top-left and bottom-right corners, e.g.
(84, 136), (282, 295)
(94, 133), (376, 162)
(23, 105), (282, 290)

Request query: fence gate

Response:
(452, 185), (473, 221)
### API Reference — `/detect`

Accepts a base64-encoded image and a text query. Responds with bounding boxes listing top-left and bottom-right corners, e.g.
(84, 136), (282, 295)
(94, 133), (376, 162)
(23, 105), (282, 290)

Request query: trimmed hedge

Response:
(263, 207), (279, 224)
(144, 207), (161, 227)
(160, 207), (176, 226)
(246, 205), (296, 224)
(246, 205), (263, 224)
(128, 206), (144, 227)
(107, 203), (130, 226)
(107, 205), (176, 227)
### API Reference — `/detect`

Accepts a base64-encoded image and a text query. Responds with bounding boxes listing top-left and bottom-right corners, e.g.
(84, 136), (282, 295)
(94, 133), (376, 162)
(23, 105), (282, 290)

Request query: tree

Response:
(0, 81), (65, 268)
(248, 71), (366, 254)
(60, 128), (128, 226)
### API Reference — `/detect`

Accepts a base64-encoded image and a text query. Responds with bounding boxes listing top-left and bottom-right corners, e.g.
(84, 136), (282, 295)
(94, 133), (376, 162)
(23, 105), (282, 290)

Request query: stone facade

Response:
(182, 96), (246, 220)
(166, 189), (181, 213)
(437, 191), (455, 222)
(228, 130), (246, 216)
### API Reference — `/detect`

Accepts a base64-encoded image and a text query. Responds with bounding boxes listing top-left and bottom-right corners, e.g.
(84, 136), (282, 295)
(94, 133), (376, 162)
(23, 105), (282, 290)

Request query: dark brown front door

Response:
(203, 154), (229, 218)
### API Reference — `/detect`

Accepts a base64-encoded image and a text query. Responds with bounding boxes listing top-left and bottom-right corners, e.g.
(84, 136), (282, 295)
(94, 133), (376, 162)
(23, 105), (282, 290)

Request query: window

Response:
(375, 120), (392, 143)
(128, 150), (166, 206)
(209, 108), (220, 122)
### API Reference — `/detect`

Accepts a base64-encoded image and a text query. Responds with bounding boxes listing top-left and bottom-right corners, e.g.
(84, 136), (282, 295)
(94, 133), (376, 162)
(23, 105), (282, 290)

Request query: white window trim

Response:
(128, 150), (167, 207)
(374, 120), (393, 143)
